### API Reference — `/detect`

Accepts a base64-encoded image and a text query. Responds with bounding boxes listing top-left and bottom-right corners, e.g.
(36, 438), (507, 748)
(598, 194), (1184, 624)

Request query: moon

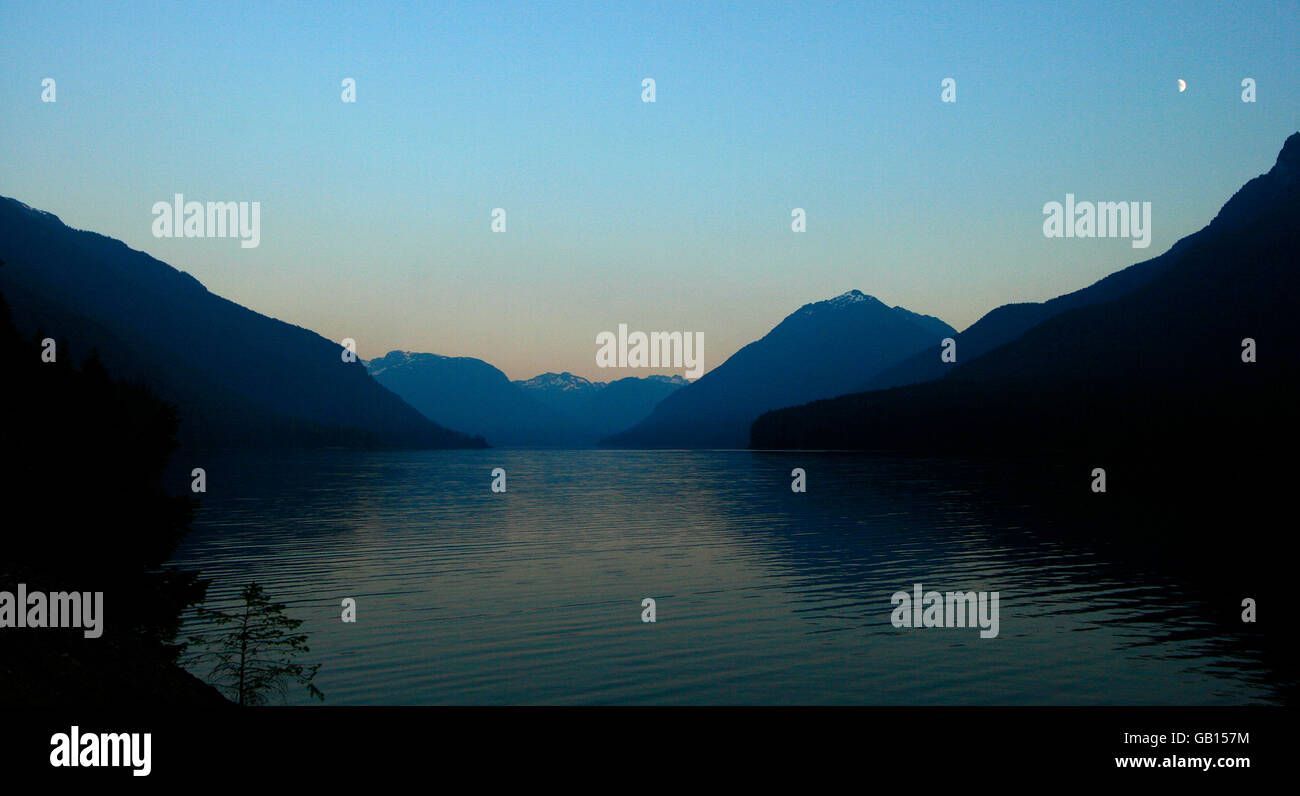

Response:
(1178, 79), (1187, 92)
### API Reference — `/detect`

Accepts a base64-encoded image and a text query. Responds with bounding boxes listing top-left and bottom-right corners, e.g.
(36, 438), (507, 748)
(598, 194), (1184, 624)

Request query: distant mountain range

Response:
(515, 371), (686, 440)
(0, 198), (485, 450)
(752, 132), (1300, 458)
(602, 290), (955, 448)
(367, 353), (685, 447)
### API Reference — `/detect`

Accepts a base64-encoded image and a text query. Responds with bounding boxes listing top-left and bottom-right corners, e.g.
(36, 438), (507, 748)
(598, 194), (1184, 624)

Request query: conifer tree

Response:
(186, 583), (323, 706)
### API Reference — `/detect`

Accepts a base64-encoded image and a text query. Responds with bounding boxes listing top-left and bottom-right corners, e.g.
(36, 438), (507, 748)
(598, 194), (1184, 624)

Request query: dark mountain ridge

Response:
(0, 197), (484, 450)
(603, 290), (956, 448)
(752, 132), (1300, 454)
(864, 138), (1298, 392)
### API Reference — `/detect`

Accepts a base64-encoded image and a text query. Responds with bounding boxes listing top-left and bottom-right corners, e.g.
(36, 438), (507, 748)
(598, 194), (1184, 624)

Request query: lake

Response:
(169, 449), (1283, 705)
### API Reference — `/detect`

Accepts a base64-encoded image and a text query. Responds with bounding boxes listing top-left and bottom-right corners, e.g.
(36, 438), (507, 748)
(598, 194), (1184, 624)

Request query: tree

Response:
(185, 583), (323, 705)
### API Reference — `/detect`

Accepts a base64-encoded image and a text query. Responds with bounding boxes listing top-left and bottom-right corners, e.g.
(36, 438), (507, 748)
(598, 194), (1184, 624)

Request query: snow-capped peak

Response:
(516, 372), (602, 392)
(794, 289), (881, 316)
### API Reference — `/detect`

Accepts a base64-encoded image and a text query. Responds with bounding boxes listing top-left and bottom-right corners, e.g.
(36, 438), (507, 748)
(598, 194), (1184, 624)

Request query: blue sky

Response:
(2, 0), (1297, 379)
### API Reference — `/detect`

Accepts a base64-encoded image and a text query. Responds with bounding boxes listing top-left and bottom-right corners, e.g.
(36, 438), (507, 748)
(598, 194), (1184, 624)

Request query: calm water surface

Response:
(170, 449), (1282, 705)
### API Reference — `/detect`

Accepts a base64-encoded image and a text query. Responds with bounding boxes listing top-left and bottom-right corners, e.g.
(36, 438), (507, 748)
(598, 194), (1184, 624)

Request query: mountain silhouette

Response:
(516, 372), (686, 441)
(752, 132), (1300, 455)
(368, 355), (686, 447)
(602, 291), (955, 448)
(367, 351), (584, 447)
(864, 134), (1300, 393)
(0, 197), (485, 451)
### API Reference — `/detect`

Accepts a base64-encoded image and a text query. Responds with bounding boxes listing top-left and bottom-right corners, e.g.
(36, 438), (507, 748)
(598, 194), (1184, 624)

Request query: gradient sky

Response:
(2, 0), (1297, 380)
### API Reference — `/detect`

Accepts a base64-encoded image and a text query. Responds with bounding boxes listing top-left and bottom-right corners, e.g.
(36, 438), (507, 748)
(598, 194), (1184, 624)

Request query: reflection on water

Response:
(169, 449), (1284, 705)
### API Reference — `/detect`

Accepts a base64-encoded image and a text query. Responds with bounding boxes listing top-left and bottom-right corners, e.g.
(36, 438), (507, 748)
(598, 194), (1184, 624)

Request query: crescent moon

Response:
(1178, 79), (1187, 92)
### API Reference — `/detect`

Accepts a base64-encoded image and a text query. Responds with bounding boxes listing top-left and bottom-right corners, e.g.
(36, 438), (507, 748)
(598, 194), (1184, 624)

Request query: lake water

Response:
(169, 449), (1283, 705)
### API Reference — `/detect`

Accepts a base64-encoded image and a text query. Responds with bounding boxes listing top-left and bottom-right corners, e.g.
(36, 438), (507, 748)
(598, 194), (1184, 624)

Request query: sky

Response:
(1, 0), (1297, 381)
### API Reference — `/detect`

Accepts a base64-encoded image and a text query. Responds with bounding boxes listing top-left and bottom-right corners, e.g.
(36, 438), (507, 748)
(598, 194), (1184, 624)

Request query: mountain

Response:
(865, 138), (1300, 393)
(516, 371), (686, 440)
(601, 290), (956, 448)
(752, 132), (1300, 460)
(367, 351), (581, 447)
(0, 197), (485, 450)
(367, 355), (686, 447)
(515, 371), (602, 394)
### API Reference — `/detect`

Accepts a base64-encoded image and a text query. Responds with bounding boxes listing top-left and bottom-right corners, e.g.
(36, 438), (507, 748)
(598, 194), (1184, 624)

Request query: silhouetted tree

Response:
(185, 583), (323, 705)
